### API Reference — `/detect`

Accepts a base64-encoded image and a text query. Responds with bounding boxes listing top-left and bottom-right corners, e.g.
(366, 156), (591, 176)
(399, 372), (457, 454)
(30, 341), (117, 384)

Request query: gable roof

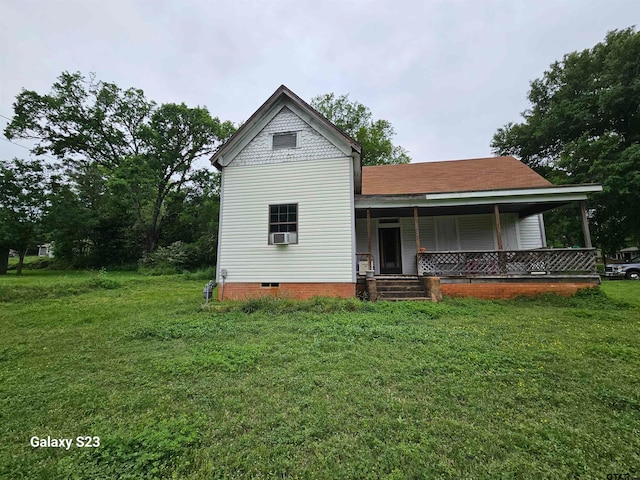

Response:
(210, 85), (361, 169)
(361, 156), (552, 195)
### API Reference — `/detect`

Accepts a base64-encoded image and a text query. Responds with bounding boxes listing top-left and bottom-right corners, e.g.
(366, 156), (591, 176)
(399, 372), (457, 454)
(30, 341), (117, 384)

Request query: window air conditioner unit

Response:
(271, 232), (292, 245)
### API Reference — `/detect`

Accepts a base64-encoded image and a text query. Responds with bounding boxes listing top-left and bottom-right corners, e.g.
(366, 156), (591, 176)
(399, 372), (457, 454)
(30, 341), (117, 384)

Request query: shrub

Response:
(138, 242), (189, 273)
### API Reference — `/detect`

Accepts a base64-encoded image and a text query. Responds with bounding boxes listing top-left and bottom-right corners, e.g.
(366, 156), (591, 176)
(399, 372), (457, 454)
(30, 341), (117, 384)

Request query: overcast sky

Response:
(1, 0), (638, 166)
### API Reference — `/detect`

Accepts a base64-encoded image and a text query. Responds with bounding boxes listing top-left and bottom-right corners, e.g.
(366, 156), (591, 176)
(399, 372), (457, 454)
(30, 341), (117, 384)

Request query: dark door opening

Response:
(379, 227), (402, 274)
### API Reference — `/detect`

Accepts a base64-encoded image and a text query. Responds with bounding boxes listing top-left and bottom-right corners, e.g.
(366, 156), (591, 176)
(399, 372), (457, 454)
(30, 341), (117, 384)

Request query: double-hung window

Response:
(269, 204), (298, 244)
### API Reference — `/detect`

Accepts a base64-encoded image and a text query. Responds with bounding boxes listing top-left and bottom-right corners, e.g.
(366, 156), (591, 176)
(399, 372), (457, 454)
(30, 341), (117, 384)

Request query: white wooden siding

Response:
(355, 217), (369, 256)
(436, 218), (459, 250)
(459, 215), (494, 250)
(398, 217), (438, 275)
(231, 107), (344, 167)
(500, 214), (519, 250)
(419, 217), (436, 251)
(219, 157), (355, 283)
(400, 218), (416, 274)
(518, 214), (545, 249)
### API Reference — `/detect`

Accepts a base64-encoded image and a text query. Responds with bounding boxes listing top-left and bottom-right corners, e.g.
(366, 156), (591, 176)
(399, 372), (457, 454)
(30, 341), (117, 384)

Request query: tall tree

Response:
(137, 103), (233, 252)
(311, 93), (411, 166)
(45, 164), (137, 268)
(4, 72), (153, 170)
(4, 72), (235, 261)
(0, 159), (48, 275)
(491, 28), (640, 254)
(161, 169), (221, 269)
(45, 176), (97, 267)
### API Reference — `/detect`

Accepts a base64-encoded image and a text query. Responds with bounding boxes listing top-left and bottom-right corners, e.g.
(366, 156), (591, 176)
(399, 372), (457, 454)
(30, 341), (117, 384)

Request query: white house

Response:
(211, 86), (601, 300)
(37, 243), (54, 258)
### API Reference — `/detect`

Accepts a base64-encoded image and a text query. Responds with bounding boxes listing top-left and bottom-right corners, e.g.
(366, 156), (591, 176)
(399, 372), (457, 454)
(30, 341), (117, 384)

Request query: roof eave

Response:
(355, 184), (603, 209)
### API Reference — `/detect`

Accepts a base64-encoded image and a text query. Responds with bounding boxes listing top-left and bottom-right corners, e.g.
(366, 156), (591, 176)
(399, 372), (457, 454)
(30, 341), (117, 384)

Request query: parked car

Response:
(604, 256), (640, 280)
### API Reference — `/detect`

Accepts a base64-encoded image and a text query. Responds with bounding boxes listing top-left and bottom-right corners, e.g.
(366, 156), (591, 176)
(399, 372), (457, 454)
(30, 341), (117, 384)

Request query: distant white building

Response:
(37, 243), (54, 258)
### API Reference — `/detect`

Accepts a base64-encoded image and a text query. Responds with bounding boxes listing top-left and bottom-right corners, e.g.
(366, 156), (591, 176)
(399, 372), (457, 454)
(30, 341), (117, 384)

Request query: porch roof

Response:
(362, 156), (551, 195)
(354, 184), (603, 218)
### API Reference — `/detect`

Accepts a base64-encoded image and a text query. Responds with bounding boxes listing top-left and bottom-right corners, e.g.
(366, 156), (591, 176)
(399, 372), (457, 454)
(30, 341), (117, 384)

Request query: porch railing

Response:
(417, 248), (597, 276)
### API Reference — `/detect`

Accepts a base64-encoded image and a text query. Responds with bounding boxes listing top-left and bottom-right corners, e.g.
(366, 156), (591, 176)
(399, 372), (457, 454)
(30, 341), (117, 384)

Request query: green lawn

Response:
(1, 272), (638, 479)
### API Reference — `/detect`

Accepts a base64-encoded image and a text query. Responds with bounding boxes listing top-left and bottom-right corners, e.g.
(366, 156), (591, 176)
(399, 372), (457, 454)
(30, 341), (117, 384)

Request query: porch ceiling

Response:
(355, 202), (567, 219)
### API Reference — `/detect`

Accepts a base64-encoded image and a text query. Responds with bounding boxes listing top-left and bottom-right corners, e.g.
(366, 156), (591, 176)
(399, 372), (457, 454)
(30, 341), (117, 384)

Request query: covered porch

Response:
(354, 184), (602, 299)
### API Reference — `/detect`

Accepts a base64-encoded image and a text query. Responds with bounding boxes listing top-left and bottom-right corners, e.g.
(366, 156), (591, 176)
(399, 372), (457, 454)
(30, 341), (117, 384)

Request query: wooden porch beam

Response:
(366, 209), (372, 270)
(413, 206), (421, 254)
(579, 201), (593, 248)
(494, 204), (504, 250)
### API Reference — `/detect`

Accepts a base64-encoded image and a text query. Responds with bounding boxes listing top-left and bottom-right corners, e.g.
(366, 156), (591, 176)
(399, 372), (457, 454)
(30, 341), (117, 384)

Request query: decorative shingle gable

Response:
(229, 107), (346, 167)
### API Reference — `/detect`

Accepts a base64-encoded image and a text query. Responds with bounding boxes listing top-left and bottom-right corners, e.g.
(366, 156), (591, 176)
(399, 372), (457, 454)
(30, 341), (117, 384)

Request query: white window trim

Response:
(268, 203), (299, 245)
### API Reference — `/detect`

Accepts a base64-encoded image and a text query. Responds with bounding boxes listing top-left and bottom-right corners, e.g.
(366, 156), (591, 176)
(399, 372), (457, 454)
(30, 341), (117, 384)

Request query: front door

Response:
(379, 227), (402, 274)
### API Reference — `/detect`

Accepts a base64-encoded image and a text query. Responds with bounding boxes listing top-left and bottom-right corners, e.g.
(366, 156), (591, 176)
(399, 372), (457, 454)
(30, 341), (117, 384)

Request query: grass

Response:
(0, 271), (638, 479)
(7, 255), (40, 266)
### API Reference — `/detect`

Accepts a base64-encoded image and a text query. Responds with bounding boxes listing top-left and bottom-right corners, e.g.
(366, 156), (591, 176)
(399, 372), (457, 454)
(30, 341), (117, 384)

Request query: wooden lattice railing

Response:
(417, 249), (597, 276)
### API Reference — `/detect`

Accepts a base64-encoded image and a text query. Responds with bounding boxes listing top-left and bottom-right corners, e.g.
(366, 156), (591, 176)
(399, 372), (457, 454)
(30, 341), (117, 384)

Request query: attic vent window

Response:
(273, 132), (298, 150)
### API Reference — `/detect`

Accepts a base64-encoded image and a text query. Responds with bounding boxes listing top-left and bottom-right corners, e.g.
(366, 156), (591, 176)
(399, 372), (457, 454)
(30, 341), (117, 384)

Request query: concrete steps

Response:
(375, 276), (430, 301)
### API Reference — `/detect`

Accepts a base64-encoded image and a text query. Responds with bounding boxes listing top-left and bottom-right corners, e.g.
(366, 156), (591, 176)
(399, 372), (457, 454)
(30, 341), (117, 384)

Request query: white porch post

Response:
(494, 204), (504, 250)
(413, 207), (421, 253)
(366, 209), (372, 270)
(494, 204), (507, 274)
(580, 201), (593, 248)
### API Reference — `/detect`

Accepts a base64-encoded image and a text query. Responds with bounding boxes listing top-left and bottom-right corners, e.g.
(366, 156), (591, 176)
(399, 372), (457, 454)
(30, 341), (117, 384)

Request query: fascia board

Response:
(423, 185), (602, 200)
(352, 151), (362, 195)
(216, 169), (225, 285)
(355, 186), (602, 209)
(217, 100), (286, 167)
(285, 101), (354, 157)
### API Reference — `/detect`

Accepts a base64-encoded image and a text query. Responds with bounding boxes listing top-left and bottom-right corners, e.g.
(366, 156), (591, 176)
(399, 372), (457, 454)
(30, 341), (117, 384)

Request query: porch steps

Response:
(375, 276), (430, 301)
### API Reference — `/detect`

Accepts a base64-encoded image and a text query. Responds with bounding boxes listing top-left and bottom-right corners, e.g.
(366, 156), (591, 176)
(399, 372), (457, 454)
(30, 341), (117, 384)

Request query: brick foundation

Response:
(219, 282), (356, 301)
(441, 282), (597, 300)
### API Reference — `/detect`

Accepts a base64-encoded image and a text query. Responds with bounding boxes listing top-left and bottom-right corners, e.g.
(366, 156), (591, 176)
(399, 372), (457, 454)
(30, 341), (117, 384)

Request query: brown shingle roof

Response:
(361, 156), (552, 195)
